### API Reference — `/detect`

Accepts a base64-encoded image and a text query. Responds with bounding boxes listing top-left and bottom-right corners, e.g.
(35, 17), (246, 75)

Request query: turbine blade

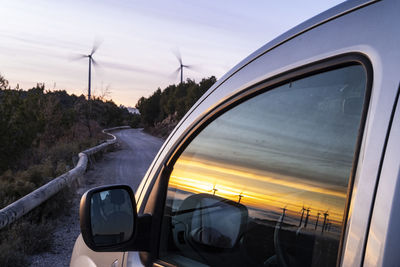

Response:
(168, 67), (181, 79)
(183, 64), (201, 72)
(99, 60), (163, 75)
(68, 53), (87, 61)
(172, 47), (182, 65)
(91, 58), (99, 67)
(91, 38), (103, 55)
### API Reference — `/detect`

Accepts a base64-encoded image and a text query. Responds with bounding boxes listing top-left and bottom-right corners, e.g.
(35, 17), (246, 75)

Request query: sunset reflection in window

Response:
(162, 65), (367, 267)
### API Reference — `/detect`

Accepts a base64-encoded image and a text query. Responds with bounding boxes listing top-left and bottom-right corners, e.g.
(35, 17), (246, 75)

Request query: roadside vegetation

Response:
(0, 74), (215, 265)
(135, 76), (216, 138)
(0, 74), (135, 266)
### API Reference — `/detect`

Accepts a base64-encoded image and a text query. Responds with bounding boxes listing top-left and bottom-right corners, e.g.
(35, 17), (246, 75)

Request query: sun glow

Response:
(169, 156), (347, 224)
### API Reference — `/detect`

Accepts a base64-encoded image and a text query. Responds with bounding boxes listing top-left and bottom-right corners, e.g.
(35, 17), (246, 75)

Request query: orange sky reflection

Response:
(169, 156), (348, 225)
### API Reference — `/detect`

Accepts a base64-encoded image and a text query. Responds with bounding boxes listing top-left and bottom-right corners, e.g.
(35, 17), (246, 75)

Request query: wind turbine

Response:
(322, 210), (329, 233)
(238, 192), (244, 203)
(304, 207), (311, 228)
(173, 49), (193, 84)
(73, 41), (101, 100)
(315, 211), (321, 230)
(206, 182), (218, 195)
(299, 205), (306, 227)
(211, 184), (218, 196)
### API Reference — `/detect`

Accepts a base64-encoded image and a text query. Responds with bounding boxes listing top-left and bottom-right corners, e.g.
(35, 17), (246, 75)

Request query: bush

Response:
(136, 76), (216, 136)
(129, 113), (142, 128)
(0, 186), (74, 266)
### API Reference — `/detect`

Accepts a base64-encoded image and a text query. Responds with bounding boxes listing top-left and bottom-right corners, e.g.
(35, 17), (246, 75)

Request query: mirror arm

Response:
(129, 213), (152, 252)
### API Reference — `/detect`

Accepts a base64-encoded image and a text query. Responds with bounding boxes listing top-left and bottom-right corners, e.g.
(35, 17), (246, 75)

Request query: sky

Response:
(0, 0), (344, 107)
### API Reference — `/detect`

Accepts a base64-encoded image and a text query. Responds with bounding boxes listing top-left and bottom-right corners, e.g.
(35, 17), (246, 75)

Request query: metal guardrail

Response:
(0, 126), (131, 230)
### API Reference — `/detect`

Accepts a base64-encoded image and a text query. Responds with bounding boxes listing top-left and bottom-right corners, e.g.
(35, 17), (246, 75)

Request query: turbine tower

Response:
(85, 44), (100, 100)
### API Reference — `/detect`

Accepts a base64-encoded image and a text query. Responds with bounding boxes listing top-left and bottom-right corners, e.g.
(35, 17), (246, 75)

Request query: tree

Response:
(0, 74), (9, 89)
(135, 76), (216, 127)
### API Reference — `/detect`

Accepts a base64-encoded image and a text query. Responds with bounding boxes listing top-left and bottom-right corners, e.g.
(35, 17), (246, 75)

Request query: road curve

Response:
(29, 128), (164, 267)
(104, 128), (164, 190)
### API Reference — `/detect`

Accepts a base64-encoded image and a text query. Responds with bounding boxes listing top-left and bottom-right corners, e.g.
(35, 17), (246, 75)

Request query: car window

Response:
(159, 64), (367, 267)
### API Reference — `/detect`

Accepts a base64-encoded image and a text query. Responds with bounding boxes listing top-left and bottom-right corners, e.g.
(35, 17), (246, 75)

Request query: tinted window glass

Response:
(160, 65), (367, 267)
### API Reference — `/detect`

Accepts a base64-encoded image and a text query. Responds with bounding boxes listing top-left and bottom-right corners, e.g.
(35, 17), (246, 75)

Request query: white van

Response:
(70, 0), (400, 266)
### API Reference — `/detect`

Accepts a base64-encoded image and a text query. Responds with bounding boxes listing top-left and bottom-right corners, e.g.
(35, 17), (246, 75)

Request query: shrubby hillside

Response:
(0, 75), (135, 207)
(0, 74), (138, 266)
(136, 76), (216, 137)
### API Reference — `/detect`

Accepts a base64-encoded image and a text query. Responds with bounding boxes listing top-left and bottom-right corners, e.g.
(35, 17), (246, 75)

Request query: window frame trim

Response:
(143, 52), (373, 266)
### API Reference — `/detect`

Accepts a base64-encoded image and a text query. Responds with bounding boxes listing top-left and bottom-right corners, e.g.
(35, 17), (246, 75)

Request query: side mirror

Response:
(79, 185), (138, 251)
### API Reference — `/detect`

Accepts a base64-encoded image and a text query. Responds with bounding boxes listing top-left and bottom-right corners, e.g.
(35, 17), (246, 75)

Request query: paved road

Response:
(29, 128), (164, 267)
(95, 128), (164, 190)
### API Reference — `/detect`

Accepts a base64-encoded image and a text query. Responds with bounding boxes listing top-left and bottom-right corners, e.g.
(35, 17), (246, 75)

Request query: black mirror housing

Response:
(79, 184), (151, 252)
